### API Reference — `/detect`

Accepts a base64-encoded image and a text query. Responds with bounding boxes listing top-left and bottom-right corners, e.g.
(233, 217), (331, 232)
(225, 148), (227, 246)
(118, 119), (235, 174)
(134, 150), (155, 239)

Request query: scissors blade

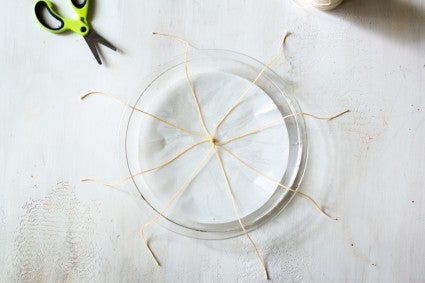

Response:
(91, 30), (117, 51)
(84, 31), (102, 64)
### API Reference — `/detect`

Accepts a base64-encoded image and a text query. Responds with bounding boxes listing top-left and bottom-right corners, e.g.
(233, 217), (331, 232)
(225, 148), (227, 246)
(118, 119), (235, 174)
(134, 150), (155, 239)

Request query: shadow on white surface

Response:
(336, 0), (425, 45)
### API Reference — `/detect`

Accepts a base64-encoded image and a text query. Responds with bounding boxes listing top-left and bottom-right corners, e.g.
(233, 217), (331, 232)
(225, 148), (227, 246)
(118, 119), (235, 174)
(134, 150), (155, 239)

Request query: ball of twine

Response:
(292, 0), (344, 10)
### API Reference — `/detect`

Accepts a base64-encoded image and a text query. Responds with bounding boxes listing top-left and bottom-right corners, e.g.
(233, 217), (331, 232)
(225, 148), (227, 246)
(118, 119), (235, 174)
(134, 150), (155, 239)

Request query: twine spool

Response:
(292, 0), (344, 10)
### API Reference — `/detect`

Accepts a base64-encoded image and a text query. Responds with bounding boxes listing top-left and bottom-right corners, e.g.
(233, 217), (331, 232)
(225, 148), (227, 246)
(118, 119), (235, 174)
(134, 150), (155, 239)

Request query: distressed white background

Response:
(1, 0), (424, 282)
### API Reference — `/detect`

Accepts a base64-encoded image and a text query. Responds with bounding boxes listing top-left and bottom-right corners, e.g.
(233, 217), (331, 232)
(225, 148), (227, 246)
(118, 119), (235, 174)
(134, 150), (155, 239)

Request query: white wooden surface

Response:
(1, 0), (424, 282)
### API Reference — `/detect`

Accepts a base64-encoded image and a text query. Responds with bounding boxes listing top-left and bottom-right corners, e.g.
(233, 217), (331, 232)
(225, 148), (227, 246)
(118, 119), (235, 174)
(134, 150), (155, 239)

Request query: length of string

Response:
(81, 91), (205, 137)
(213, 146), (269, 280)
(219, 109), (350, 146)
(82, 139), (210, 188)
(221, 146), (336, 220)
(210, 32), (290, 136)
(153, 32), (211, 137)
(141, 149), (213, 265)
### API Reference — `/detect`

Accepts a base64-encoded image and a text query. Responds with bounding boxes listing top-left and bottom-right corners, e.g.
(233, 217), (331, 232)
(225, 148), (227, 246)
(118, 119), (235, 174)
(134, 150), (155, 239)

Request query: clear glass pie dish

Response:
(120, 49), (308, 240)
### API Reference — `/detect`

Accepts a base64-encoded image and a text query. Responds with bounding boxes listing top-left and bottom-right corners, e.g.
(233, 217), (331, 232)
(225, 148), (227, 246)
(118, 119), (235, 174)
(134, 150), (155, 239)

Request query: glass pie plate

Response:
(120, 49), (308, 240)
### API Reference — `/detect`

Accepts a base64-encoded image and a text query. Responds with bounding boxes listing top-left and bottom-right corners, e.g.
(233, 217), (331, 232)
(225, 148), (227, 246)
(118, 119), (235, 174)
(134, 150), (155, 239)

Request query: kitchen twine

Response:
(81, 32), (349, 280)
(291, 0), (344, 10)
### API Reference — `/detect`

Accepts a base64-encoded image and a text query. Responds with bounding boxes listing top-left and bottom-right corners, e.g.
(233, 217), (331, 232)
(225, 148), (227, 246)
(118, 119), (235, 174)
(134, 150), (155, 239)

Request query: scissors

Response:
(34, 0), (117, 65)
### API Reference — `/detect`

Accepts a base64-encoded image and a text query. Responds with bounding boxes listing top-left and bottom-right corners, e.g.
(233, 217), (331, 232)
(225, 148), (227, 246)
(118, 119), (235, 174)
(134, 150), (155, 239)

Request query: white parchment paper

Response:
(133, 70), (289, 225)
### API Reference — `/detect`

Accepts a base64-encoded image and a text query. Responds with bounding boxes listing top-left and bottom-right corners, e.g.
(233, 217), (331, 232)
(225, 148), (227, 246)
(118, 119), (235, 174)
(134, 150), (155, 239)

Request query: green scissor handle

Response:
(70, 0), (89, 19)
(34, 0), (90, 36)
